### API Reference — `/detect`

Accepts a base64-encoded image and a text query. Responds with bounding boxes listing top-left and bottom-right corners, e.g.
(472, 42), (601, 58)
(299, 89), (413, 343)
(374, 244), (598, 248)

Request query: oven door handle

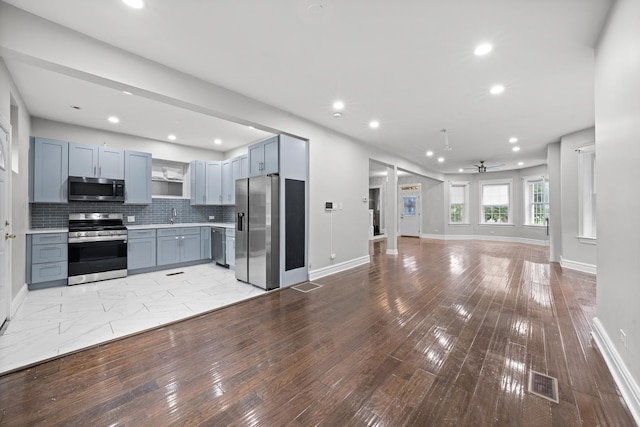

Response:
(68, 236), (128, 244)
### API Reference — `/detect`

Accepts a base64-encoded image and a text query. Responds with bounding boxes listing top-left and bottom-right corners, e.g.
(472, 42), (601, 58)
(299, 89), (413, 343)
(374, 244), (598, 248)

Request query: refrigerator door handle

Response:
(237, 213), (244, 231)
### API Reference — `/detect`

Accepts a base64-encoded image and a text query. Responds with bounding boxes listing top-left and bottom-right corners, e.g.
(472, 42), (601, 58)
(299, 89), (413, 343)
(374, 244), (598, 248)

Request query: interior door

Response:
(400, 186), (420, 237)
(0, 115), (12, 327)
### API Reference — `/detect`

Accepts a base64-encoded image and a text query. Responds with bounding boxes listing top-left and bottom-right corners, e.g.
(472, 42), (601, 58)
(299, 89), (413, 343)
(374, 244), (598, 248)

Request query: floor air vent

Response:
(166, 271), (184, 276)
(528, 370), (559, 403)
(292, 282), (323, 293)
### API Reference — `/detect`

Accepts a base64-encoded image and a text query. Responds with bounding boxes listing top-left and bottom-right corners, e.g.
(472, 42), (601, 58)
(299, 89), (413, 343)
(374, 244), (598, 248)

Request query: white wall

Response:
(547, 142), (562, 262)
(442, 166), (548, 244)
(32, 118), (224, 163)
(559, 128), (596, 269)
(0, 58), (31, 302)
(594, 0), (640, 407)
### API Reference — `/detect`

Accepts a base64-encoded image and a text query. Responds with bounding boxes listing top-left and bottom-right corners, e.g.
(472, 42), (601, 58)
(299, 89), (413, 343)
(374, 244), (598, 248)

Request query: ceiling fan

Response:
(465, 160), (504, 173)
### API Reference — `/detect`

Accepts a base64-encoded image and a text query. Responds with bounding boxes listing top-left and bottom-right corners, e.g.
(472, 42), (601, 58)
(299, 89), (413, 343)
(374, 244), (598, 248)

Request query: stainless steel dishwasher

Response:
(211, 227), (227, 266)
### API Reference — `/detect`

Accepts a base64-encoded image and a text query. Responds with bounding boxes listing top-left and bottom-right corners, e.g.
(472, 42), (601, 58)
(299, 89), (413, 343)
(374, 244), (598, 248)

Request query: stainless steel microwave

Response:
(68, 176), (125, 202)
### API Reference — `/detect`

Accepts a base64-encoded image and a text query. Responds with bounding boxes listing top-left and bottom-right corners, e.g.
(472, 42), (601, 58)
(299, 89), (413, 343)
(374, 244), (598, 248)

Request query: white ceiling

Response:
(2, 0), (611, 173)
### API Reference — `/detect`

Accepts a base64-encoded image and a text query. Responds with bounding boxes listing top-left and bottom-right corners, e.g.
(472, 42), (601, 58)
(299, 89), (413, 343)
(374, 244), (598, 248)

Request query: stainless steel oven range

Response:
(67, 213), (128, 285)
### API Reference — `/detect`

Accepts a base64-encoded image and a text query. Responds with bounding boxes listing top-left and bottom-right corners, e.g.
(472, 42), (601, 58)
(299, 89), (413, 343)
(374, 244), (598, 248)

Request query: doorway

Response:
(399, 185), (421, 237)
(369, 187), (383, 236)
(0, 113), (12, 328)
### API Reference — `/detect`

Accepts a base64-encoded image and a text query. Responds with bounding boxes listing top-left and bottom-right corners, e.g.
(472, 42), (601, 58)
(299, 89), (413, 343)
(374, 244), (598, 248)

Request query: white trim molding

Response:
(10, 283), (28, 319)
(440, 234), (549, 247)
(309, 255), (370, 281)
(420, 234), (445, 240)
(386, 249), (398, 255)
(592, 317), (640, 425)
(560, 256), (597, 274)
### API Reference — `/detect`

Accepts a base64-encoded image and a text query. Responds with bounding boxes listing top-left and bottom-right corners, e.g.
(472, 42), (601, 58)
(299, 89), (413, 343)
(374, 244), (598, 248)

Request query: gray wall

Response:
(547, 142), (562, 262)
(442, 166), (548, 243)
(594, 0), (640, 389)
(559, 128), (596, 267)
(0, 58), (30, 302)
(398, 174), (444, 237)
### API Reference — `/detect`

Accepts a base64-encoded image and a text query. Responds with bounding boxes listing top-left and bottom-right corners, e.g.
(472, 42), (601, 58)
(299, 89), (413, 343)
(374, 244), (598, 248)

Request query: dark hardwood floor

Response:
(0, 238), (635, 426)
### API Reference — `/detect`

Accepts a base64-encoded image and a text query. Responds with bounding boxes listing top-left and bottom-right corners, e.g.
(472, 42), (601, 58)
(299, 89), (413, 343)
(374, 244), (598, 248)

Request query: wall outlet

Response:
(620, 329), (627, 348)
(209, 215), (215, 220)
(330, 253), (336, 260)
(127, 216), (135, 223)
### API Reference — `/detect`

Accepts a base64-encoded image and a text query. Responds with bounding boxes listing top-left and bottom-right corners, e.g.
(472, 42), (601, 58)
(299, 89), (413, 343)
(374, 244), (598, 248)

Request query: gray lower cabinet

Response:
(30, 137), (69, 203)
(128, 229), (157, 270)
(27, 232), (68, 284)
(125, 150), (152, 204)
(157, 227), (201, 266)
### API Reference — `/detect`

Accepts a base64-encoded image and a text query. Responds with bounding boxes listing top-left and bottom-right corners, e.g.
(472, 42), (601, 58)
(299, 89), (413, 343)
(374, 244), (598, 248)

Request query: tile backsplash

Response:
(30, 198), (235, 229)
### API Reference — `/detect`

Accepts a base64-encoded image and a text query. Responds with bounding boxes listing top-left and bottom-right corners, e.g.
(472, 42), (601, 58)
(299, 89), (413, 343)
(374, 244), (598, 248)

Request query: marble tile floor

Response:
(0, 263), (265, 375)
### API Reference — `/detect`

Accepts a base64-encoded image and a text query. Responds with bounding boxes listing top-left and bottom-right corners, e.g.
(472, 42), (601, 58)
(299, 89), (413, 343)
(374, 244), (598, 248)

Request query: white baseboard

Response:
(10, 283), (28, 319)
(309, 255), (370, 281)
(592, 317), (640, 425)
(371, 234), (387, 241)
(437, 234), (549, 246)
(420, 234), (445, 240)
(560, 256), (597, 275)
(386, 249), (398, 255)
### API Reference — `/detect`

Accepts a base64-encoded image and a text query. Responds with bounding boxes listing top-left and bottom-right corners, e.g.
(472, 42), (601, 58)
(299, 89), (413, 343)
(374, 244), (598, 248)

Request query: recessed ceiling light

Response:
(123, 0), (144, 9)
(437, 157), (445, 163)
(518, 161), (524, 166)
(108, 116), (119, 123)
(474, 43), (493, 56)
(509, 137), (518, 143)
(168, 134), (176, 141)
(369, 120), (380, 129)
(122, 91), (132, 95)
(214, 139), (222, 145)
(426, 150), (434, 157)
(512, 146), (520, 152)
(333, 101), (344, 110)
(490, 85), (505, 95)
(459, 168), (464, 172)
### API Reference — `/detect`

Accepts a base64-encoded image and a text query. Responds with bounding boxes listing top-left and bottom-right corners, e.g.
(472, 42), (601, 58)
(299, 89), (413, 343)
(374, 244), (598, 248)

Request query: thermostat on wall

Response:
(325, 201), (335, 211)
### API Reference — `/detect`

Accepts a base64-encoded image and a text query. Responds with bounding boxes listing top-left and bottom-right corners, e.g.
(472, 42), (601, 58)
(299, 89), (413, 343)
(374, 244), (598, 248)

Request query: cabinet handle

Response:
(99, 166), (102, 176)
(94, 166), (96, 176)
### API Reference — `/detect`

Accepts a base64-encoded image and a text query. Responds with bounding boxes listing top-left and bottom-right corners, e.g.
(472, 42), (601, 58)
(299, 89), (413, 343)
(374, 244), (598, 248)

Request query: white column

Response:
(386, 165), (398, 255)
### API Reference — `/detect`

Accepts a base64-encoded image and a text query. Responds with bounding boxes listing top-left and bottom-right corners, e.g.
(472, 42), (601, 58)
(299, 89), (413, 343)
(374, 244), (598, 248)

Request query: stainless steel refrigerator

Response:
(235, 175), (280, 290)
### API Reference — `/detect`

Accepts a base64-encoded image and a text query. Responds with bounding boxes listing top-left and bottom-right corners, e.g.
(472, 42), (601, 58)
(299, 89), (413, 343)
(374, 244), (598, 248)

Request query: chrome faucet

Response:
(169, 207), (177, 224)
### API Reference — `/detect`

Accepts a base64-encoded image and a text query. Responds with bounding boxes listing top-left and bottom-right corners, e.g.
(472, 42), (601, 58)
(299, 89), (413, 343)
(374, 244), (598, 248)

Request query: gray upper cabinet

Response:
(240, 155), (249, 178)
(192, 160), (223, 206)
(205, 161), (222, 205)
(190, 160), (206, 205)
(249, 136), (279, 177)
(69, 143), (124, 179)
(30, 137), (69, 203)
(125, 150), (152, 204)
(222, 160), (233, 205)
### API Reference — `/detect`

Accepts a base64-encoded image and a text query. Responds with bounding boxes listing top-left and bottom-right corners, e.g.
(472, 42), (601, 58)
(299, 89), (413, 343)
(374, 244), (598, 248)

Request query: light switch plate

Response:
(127, 216), (135, 223)
(209, 215), (215, 220)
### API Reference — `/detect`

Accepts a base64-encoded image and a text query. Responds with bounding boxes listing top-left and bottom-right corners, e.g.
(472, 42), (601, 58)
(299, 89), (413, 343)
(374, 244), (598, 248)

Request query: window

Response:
(523, 176), (549, 226)
(480, 179), (512, 224)
(449, 181), (469, 224)
(578, 145), (596, 239)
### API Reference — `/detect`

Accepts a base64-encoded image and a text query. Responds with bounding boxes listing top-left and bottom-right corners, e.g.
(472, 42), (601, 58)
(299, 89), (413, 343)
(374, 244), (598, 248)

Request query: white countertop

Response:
(27, 223), (234, 234)
(26, 228), (68, 234)
(127, 222), (235, 230)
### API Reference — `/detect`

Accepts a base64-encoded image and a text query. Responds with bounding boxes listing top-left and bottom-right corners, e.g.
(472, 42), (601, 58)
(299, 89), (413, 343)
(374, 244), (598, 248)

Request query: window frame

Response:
(479, 178), (513, 225)
(523, 175), (549, 227)
(449, 181), (470, 225)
